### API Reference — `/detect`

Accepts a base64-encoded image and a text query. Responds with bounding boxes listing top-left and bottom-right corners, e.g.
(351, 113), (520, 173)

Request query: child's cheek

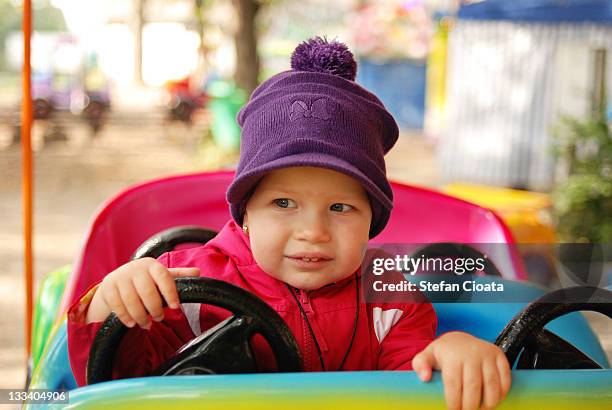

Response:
(343, 244), (368, 277)
(251, 240), (284, 276)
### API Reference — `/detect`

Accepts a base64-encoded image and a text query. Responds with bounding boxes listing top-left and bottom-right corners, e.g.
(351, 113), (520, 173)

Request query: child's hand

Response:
(412, 331), (511, 410)
(86, 257), (200, 328)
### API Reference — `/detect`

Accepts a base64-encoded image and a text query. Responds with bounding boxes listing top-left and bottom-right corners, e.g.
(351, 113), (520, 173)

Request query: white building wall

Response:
(440, 20), (612, 191)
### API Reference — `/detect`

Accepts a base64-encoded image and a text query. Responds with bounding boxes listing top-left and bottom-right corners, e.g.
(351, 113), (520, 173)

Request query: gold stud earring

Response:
(242, 224), (249, 235)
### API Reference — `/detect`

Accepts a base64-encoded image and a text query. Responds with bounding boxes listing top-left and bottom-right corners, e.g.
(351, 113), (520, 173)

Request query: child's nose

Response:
(293, 213), (331, 243)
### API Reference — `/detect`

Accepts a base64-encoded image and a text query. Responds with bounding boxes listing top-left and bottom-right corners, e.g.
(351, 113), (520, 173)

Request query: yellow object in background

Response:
(424, 17), (452, 138)
(443, 183), (557, 244)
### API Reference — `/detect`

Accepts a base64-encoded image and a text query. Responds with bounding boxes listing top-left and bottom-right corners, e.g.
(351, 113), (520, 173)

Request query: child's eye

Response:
(330, 203), (354, 212)
(273, 198), (296, 208)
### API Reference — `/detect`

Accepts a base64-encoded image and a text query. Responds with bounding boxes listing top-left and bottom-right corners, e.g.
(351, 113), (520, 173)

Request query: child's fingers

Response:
(118, 280), (151, 329)
(462, 361), (482, 410)
(480, 360), (501, 410)
(496, 353), (512, 399)
(441, 360), (462, 410)
(149, 263), (181, 309)
(132, 273), (164, 321)
(167, 267), (200, 277)
(101, 284), (135, 327)
(412, 347), (435, 382)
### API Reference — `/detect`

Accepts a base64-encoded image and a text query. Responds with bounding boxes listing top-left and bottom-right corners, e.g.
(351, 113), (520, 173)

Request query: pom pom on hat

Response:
(290, 36), (357, 81)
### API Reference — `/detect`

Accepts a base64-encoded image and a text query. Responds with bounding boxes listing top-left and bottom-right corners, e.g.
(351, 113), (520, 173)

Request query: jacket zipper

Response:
(295, 288), (313, 370)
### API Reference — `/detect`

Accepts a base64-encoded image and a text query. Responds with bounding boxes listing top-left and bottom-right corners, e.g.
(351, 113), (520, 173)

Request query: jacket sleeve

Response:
(67, 253), (195, 386)
(376, 302), (437, 370)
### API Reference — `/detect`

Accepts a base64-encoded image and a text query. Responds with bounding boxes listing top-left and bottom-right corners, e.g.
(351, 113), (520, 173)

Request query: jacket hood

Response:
(205, 220), (256, 267)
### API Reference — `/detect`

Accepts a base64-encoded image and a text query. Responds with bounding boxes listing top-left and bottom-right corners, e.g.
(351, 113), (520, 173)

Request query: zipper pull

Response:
(300, 290), (313, 314)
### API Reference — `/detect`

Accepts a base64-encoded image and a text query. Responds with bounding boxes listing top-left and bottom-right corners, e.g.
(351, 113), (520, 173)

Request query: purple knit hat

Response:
(226, 37), (399, 238)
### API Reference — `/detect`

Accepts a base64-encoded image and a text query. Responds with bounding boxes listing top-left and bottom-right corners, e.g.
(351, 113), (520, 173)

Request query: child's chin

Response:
(285, 277), (330, 292)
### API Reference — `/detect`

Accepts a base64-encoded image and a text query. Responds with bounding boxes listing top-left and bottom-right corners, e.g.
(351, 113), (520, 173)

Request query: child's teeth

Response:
(302, 257), (319, 262)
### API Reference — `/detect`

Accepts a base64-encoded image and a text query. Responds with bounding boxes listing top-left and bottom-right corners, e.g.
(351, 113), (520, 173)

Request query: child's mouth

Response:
(286, 254), (333, 269)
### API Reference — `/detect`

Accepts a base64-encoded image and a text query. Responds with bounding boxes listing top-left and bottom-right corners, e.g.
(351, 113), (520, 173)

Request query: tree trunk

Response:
(133, 0), (145, 85)
(193, 0), (208, 84)
(591, 49), (607, 122)
(233, 0), (260, 96)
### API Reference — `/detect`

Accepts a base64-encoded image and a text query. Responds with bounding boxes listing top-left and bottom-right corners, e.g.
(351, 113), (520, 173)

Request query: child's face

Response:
(244, 167), (372, 291)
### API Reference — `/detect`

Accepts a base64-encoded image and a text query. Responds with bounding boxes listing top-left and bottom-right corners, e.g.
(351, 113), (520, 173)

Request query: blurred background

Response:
(0, 0), (610, 390)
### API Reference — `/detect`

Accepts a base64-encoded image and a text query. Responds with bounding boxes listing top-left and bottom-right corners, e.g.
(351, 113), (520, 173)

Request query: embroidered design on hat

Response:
(289, 98), (331, 121)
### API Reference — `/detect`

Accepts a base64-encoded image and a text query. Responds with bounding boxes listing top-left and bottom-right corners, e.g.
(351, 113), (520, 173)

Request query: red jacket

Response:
(68, 220), (436, 386)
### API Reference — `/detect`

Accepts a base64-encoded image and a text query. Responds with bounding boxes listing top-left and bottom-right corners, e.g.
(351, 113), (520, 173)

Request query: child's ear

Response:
(243, 212), (249, 225)
(242, 212), (250, 236)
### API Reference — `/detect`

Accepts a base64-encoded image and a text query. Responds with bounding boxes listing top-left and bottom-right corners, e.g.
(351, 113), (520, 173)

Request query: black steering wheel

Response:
(87, 277), (303, 384)
(131, 226), (218, 260)
(410, 243), (503, 276)
(495, 286), (612, 369)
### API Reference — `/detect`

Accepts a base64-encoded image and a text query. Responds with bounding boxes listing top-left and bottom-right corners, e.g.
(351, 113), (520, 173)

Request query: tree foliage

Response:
(553, 117), (612, 243)
(0, 0), (67, 69)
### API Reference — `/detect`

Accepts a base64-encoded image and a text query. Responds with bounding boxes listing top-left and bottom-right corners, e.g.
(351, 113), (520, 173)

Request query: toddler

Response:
(68, 37), (510, 410)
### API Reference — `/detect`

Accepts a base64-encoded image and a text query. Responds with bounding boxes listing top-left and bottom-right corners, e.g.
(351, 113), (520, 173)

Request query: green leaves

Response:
(553, 117), (612, 242)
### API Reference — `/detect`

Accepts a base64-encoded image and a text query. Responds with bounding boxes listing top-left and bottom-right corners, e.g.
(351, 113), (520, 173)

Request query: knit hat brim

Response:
(227, 152), (393, 238)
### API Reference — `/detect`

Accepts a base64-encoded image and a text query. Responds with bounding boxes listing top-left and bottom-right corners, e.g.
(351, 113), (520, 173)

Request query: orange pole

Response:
(22, 0), (33, 361)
